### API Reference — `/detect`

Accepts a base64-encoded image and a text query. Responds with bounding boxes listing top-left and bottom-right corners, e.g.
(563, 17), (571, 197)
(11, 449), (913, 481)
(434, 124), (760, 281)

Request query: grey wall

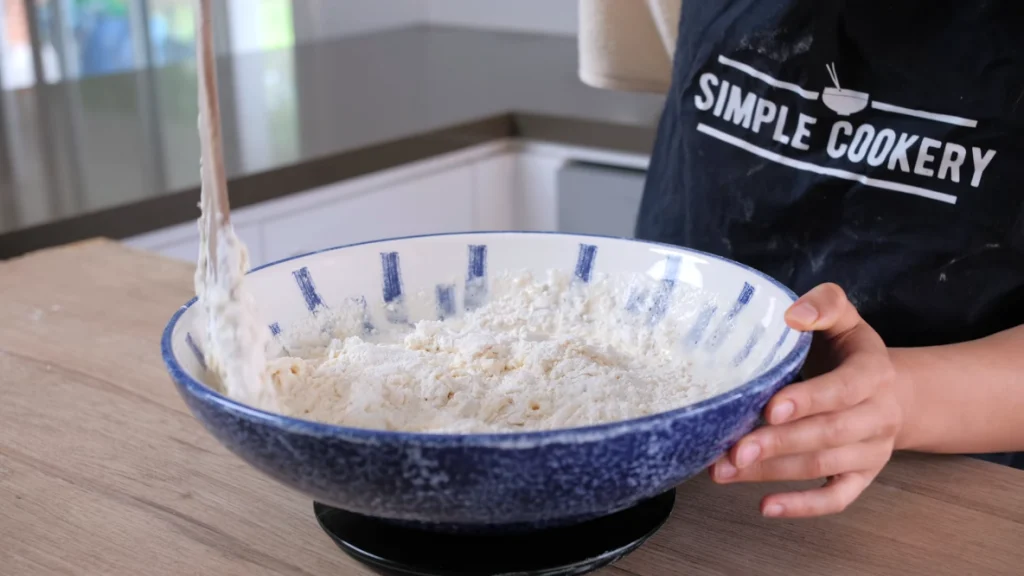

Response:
(291, 0), (427, 43)
(289, 0), (579, 44)
(426, 0), (578, 36)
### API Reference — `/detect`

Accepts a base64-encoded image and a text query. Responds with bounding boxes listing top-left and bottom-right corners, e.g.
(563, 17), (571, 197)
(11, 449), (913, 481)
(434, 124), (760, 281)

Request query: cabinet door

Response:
(262, 166), (475, 262)
(556, 162), (646, 238)
(517, 152), (563, 232)
(472, 152), (517, 231)
(123, 220), (263, 266)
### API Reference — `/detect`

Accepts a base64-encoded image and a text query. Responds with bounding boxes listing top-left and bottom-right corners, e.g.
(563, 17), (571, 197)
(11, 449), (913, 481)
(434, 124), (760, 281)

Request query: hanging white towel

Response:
(578, 0), (682, 93)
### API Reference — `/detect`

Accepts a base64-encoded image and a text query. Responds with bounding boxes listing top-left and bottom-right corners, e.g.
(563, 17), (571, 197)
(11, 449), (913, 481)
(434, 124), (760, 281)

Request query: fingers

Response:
(761, 471), (877, 518)
(711, 439), (893, 484)
(721, 282), (897, 519)
(785, 283), (860, 336)
(764, 353), (895, 424)
(786, 283), (888, 359)
(728, 400), (900, 467)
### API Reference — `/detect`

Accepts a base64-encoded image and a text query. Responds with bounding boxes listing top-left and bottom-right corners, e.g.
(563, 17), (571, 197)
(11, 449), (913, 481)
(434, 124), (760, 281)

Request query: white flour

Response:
(265, 270), (732, 433)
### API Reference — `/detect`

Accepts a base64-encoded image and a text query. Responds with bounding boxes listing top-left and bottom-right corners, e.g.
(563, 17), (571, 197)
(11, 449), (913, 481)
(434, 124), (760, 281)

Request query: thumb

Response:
(785, 283), (862, 338)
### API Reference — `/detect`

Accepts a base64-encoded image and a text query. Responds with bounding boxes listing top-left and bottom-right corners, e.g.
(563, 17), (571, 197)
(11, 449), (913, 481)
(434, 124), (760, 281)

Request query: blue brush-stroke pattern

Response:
(661, 254), (682, 283)
(732, 324), (765, 366)
(684, 304), (718, 349)
(625, 286), (648, 314)
(380, 252), (407, 324)
(436, 284), (456, 320)
(464, 244), (488, 310)
(647, 255), (681, 326)
(755, 327), (792, 376)
(381, 252), (403, 303)
(574, 244), (597, 283)
(269, 322), (282, 337)
(350, 295), (376, 335)
(468, 244), (487, 278)
(185, 332), (207, 370)
(292, 267), (326, 312)
(704, 282), (756, 352)
(737, 282), (755, 305)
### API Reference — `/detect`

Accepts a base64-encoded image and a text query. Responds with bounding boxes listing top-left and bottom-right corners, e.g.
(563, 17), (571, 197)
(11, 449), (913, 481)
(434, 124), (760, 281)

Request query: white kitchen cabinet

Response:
(123, 141), (506, 265)
(122, 139), (650, 266)
(556, 161), (646, 238)
(471, 151), (518, 231)
(513, 141), (649, 233)
(515, 151), (563, 232)
(261, 164), (475, 263)
(123, 219), (264, 265)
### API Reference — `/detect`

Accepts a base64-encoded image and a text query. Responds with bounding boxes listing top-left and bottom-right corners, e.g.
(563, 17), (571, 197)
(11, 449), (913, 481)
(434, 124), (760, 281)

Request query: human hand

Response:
(709, 283), (905, 518)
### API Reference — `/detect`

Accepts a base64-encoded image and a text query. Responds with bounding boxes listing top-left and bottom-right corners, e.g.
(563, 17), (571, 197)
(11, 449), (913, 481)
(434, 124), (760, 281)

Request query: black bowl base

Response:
(314, 490), (675, 576)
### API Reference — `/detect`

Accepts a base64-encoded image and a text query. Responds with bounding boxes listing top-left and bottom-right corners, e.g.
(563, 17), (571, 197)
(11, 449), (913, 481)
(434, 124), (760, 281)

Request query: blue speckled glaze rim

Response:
(162, 231), (812, 448)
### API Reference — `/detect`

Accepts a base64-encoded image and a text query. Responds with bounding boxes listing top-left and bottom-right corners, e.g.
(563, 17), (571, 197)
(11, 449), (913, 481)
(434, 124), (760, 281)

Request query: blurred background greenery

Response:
(1, 0), (296, 89)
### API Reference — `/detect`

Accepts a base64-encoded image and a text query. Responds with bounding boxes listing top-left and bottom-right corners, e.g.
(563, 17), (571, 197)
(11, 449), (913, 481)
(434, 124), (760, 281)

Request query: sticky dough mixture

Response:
(265, 270), (729, 433)
(194, 227), (277, 411)
(190, 3), (727, 433)
(192, 0), (277, 413)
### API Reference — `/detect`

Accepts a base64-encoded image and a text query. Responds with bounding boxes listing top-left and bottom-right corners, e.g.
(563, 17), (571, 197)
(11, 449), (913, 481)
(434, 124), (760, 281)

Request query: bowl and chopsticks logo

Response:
(692, 55), (996, 207)
(822, 62), (869, 116)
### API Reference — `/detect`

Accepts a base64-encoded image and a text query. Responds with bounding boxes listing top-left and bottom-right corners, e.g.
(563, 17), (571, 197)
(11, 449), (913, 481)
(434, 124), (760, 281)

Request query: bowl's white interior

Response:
(171, 233), (801, 405)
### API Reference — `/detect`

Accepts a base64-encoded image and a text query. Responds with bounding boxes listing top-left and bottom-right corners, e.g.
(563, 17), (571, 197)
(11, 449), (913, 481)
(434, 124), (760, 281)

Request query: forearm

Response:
(891, 324), (1024, 454)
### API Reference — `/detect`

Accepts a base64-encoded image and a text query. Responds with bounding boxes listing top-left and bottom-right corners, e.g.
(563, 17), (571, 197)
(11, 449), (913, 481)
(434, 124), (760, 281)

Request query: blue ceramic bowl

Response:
(162, 232), (810, 530)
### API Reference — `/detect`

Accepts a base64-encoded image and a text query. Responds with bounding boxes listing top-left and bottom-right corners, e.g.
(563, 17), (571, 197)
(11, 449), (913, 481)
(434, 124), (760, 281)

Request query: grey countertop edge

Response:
(0, 113), (655, 260)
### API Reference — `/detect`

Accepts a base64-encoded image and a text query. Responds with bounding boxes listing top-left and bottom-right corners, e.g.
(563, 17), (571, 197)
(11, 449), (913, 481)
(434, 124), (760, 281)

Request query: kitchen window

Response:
(0, 0), (295, 90)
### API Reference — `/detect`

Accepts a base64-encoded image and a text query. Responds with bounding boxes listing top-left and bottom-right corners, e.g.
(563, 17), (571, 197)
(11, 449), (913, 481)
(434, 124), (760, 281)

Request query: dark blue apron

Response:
(638, 0), (1024, 468)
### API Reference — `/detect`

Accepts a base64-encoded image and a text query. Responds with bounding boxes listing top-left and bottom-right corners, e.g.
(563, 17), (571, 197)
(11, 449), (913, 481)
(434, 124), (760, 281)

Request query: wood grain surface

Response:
(1, 240), (1022, 576)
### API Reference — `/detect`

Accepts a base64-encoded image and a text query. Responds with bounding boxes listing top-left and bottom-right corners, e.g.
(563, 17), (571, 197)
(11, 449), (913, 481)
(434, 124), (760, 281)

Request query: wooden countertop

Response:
(2, 240), (1023, 576)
